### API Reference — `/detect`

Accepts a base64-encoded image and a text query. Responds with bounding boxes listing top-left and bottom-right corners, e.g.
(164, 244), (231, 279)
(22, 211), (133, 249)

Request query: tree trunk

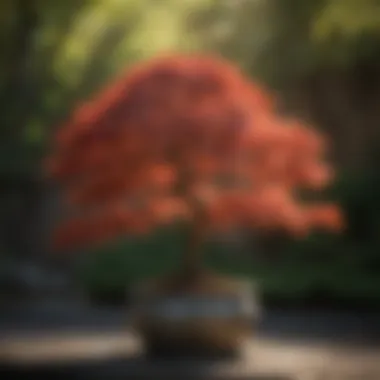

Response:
(181, 198), (208, 278)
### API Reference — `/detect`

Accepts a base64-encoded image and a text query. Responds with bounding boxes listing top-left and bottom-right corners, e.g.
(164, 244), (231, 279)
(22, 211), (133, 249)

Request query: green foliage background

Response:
(1, 0), (380, 303)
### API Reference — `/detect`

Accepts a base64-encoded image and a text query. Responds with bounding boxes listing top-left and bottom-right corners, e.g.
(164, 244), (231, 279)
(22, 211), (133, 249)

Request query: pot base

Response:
(144, 340), (241, 360)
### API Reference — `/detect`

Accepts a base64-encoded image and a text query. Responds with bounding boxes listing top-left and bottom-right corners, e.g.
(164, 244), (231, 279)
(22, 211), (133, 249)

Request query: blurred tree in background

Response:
(1, 0), (380, 304)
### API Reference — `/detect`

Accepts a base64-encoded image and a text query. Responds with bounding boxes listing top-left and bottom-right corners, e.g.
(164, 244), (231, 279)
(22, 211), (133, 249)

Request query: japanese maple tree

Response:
(47, 55), (343, 275)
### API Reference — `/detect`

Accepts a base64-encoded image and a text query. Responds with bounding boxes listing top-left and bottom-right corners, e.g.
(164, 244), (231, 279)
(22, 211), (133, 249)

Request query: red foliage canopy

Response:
(47, 54), (343, 250)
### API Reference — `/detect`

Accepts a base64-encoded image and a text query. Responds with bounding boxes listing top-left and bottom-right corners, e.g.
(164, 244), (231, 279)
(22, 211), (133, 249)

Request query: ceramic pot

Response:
(130, 271), (261, 358)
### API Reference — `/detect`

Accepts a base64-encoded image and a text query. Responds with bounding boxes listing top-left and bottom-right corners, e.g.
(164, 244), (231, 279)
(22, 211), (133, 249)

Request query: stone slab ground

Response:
(0, 330), (379, 379)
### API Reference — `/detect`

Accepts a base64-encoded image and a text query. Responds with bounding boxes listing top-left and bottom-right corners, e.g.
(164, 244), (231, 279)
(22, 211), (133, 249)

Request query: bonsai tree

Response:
(47, 55), (343, 278)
